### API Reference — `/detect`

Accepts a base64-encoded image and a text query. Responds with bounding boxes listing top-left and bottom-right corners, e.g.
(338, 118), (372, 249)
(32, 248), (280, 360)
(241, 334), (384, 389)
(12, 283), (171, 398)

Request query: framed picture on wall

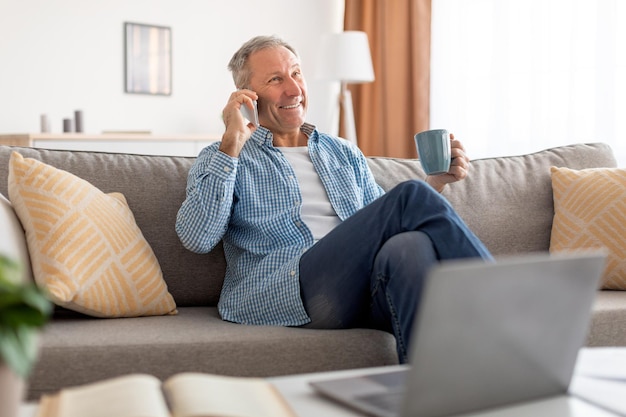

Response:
(124, 22), (172, 96)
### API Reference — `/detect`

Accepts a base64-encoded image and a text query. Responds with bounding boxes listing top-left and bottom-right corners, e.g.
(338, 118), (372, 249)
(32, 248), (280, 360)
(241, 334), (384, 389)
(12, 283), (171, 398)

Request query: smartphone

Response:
(240, 100), (259, 127)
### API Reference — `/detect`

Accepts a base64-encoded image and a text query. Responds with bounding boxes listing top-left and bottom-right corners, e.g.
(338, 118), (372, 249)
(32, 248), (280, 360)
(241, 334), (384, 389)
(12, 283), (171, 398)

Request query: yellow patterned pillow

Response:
(550, 166), (626, 290)
(8, 152), (177, 317)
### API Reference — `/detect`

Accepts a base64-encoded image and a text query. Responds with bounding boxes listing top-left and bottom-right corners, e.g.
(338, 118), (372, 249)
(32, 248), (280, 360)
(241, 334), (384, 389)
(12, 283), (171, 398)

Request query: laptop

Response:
(310, 251), (606, 417)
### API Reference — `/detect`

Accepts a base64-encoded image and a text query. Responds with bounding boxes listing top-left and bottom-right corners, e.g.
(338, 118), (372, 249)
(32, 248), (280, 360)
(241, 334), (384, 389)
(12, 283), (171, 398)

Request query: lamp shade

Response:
(315, 31), (375, 83)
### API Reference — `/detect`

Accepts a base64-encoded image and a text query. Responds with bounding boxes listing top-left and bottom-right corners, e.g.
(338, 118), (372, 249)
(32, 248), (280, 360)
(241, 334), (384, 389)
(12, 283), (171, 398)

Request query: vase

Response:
(0, 363), (25, 417)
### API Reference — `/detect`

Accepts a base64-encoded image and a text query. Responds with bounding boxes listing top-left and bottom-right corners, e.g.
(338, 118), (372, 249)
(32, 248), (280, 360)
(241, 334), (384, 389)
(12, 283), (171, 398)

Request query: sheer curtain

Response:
(431, 0), (626, 166)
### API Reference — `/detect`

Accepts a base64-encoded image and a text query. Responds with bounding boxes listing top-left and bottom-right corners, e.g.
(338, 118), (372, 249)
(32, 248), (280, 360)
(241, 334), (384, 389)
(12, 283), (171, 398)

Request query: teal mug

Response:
(414, 129), (451, 175)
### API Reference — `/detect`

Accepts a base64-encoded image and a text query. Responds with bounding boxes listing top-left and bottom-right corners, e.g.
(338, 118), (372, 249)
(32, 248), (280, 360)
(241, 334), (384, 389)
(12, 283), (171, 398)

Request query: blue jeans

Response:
(299, 180), (493, 363)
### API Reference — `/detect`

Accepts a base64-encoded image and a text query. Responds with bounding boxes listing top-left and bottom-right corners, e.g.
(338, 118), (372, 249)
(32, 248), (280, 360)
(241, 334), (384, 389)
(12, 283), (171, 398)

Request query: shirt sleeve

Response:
(175, 144), (238, 253)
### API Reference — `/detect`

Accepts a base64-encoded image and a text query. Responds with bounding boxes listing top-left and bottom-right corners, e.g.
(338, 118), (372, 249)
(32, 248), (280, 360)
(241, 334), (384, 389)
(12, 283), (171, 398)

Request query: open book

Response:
(36, 372), (297, 417)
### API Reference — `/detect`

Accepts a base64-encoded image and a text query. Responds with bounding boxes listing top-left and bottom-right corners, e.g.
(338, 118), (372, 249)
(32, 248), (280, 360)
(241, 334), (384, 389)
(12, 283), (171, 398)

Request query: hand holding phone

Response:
(240, 100), (259, 127)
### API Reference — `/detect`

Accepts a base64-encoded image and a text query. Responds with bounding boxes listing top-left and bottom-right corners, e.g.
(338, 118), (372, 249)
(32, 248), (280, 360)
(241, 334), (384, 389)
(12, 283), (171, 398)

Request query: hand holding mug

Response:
(414, 130), (470, 192)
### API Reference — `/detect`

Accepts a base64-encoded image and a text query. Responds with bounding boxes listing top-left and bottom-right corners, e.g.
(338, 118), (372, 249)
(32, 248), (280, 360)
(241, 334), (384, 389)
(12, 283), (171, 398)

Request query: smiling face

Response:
(246, 46), (307, 139)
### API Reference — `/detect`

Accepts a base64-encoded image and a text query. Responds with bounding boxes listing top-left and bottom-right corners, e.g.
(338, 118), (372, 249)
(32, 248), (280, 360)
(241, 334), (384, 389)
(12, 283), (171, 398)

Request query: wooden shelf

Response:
(0, 133), (222, 157)
(0, 133), (221, 147)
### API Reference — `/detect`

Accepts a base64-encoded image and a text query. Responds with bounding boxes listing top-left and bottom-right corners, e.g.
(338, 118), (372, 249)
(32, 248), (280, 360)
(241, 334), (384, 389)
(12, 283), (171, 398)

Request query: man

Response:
(176, 35), (492, 363)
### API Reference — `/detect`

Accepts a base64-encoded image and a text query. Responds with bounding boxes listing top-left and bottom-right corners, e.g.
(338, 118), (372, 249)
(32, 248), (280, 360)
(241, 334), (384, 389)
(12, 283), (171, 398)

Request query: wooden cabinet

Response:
(0, 133), (221, 157)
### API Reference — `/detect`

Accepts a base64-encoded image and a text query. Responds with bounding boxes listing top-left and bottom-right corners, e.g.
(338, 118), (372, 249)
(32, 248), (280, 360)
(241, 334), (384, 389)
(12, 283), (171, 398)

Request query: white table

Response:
(20, 348), (626, 417)
(269, 365), (620, 417)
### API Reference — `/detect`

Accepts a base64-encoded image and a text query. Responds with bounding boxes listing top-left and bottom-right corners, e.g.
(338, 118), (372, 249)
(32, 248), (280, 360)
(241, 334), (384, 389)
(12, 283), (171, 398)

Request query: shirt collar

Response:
(250, 122), (317, 147)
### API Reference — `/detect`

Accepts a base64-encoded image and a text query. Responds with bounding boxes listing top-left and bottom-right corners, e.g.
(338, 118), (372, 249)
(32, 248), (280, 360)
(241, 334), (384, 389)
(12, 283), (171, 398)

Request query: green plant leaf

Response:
(1, 305), (49, 328)
(0, 326), (38, 377)
(19, 285), (52, 315)
(0, 255), (22, 285)
(0, 253), (51, 377)
(0, 291), (23, 309)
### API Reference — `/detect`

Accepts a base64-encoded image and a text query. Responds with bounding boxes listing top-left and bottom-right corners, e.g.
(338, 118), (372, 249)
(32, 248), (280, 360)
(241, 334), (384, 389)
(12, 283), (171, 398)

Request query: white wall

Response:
(0, 0), (344, 137)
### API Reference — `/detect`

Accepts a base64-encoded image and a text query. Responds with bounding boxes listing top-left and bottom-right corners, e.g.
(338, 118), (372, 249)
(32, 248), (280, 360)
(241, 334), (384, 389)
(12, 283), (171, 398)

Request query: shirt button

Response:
(290, 271), (296, 276)
(223, 166), (231, 173)
(295, 221), (302, 227)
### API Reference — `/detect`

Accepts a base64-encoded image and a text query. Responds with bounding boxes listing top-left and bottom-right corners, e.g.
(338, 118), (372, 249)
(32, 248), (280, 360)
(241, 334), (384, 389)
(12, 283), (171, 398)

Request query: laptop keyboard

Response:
(366, 370), (407, 388)
(356, 390), (404, 414)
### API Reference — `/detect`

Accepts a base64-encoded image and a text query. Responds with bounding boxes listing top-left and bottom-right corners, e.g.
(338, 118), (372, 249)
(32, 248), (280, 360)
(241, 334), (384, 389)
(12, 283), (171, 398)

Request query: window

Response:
(431, 0), (626, 165)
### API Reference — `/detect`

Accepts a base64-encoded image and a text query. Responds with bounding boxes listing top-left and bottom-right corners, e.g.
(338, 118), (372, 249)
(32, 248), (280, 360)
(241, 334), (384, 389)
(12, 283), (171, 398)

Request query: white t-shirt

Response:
(279, 146), (342, 241)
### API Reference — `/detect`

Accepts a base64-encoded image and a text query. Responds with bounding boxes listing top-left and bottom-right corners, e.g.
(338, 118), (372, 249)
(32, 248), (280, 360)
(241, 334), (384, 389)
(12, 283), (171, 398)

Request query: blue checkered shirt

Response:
(176, 123), (385, 325)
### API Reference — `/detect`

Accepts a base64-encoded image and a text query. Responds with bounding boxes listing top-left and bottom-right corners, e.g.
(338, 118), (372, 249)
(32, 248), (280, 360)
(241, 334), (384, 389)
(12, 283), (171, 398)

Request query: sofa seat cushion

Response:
(28, 306), (398, 400)
(588, 291), (626, 347)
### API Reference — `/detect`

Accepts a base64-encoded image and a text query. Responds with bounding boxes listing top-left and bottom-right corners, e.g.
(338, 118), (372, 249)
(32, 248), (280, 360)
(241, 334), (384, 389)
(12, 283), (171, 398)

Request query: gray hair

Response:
(228, 35), (299, 89)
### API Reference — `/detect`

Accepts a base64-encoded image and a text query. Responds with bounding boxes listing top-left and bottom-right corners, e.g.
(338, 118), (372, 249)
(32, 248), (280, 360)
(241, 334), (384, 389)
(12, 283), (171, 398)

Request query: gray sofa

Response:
(0, 142), (624, 401)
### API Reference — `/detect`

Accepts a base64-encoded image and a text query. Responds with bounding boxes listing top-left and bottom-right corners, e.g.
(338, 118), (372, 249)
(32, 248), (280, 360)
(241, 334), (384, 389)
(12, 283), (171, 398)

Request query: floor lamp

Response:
(316, 31), (375, 146)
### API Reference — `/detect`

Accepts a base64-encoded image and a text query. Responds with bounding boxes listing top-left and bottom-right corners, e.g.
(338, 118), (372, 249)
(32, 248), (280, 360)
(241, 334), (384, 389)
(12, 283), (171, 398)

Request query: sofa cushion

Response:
(588, 291), (626, 346)
(0, 194), (33, 284)
(0, 145), (225, 307)
(550, 166), (626, 290)
(8, 152), (177, 317)
(27, 306), (399, 400)
(368, 143), (617, 255)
